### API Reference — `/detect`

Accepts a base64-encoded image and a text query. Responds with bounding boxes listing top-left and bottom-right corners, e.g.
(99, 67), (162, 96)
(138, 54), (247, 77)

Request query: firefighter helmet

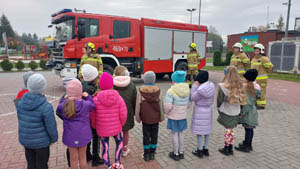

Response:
(85, 42), (95, 52)
(254, 43), (265, 54)
(190, 43), (197, 50)
(233, 42), (243, 51)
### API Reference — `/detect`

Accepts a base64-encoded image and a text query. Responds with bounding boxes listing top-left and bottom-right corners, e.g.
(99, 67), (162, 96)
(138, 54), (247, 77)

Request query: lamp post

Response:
(198, 0), (202, 25)
(187, 8), (196, 24)
(283, 0), (292, 38)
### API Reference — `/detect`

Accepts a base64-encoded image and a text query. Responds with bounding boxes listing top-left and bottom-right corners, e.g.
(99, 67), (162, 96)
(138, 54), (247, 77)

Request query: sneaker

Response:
(192, 149), (203, 158)
(168, 152), (180, 161)
(179, 152), (184, 159)
(122, 148), (130, 157)
(92, 155), (104, 166)
(142, 152), (151, 162)
(203, 147), (209, 156)
(149, 152), (155, 160)
(112, 163), (124, 169)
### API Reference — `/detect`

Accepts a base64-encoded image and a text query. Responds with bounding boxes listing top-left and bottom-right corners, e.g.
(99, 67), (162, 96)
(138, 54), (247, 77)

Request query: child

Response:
(81, 64), (104, 166)
(217, 66), (247, 156)
(135, 71), (165, 161)
(16, 73), (58, 169)
(235, 69), (261, 152)
(14, 71), (35, 106)
(164, 71), (190, 161)
(190, 70), (215, 158)
(56, 79), (95, 169)
(113, 66), (137, 157)
(91, 72), (127, 169)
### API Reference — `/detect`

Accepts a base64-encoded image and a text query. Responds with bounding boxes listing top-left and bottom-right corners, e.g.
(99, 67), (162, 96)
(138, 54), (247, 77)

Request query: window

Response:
(113, 20), (131, 39)
(78, 18), (99, 37)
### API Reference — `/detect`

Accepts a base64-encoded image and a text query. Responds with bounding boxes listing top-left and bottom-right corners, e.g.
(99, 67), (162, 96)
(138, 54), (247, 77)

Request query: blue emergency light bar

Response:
(51, 9), (72, 17)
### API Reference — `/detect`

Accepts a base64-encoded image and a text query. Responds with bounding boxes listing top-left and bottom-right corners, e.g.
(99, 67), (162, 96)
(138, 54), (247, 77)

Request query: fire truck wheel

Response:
(103, 64), (114, 75)
(175, 62), (188, 71)
(156, 73), (165, 79)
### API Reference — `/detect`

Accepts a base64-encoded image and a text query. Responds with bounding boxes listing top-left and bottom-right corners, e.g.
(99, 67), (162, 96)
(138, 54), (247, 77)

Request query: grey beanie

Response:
(23, 71), (35, 89)
(143, 71), (156, 85)
(27, 74), (47, 95)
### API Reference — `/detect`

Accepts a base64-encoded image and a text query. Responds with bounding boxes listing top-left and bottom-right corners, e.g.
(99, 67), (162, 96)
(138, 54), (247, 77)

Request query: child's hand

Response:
(193, 81), (200, 86)
(82, 92), (89, 97)
(64, 95), (68, 99)
(137, 120), (141, 123)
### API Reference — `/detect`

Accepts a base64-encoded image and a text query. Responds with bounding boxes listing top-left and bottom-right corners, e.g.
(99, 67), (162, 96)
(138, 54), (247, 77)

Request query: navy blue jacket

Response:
(17, 92), (58, 149)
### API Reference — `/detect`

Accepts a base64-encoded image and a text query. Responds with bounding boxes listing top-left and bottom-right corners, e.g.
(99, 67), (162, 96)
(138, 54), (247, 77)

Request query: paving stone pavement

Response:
(1, 71), (300, 169)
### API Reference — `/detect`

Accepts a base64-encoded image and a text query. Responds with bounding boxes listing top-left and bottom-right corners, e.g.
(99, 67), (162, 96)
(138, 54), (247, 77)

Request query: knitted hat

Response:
(66, 79), (83, 100)
(23, 71), (35, 89)
(171, 71), (186, 83)
(143, 71), (156, 85)
(27, 74), (47, 95)
(81, 64), (98, 82)
(243, 69), (258, 82)
(195, 70), (209, 84)
(99, 72), (113, 90)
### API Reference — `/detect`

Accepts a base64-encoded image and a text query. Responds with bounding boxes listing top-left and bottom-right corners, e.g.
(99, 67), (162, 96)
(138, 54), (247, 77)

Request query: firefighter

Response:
(78, 42), (103, 81)
(230, 42), (250, 76)
(251, 43), (273, 109)
(187, 43), (201, 86)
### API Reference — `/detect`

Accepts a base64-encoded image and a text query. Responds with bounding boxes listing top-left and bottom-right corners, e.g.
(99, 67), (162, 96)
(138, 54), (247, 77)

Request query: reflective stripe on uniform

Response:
(263, 62), (273, 68)
(242, 59), (249, 64)
(188, 64), (198, 68)
(238, 70), (246, 74)
(257, 100), (266, 105)
(256, 74), (268, 80)
(252, 62), (262, 66)
(231, 58), (241, 62)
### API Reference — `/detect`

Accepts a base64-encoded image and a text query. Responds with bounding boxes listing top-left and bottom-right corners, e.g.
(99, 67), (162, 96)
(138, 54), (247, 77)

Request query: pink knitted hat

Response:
(99, 72), (113, 90)
(66, 79), (83, 100)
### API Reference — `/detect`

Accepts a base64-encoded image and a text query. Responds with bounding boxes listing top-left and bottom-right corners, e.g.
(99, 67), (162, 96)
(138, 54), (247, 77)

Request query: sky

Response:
(1, 0), (300, 40)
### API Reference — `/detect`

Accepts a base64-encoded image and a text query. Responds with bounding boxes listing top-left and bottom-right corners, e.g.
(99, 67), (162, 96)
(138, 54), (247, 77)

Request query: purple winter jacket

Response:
(190, 81), (216, 135)
(56, 95), (96, 148)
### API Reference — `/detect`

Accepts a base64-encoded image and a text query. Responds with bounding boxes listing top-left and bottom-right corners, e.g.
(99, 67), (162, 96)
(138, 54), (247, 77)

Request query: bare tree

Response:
(208, 25), (219, 35)
(276, 14), (285, 31)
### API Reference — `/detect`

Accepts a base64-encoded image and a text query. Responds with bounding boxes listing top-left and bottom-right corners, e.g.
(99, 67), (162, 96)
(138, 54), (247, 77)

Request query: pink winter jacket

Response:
(90, 89), (127, 137)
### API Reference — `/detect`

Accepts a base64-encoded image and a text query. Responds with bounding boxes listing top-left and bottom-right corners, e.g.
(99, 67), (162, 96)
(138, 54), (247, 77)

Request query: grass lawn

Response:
(206, 57), (213, 63)
(202, 66), (225, 71)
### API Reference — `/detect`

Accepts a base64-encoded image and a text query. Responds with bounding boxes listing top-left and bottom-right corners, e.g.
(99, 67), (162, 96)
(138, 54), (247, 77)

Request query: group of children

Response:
(15, 64), (260, 169)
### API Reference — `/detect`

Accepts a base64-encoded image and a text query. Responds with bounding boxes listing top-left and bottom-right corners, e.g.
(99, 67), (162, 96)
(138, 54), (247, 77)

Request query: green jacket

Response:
(113, 76), (137, 131)
(78, 53), (103, 79)
(239, 89), (261, 127)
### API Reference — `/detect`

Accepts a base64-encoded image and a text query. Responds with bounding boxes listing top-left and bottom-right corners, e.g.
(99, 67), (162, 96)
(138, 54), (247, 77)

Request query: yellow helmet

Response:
(190, 43), (197, 50)
(233, 42), (243, 51)
(85, 42), (95, 52)
(254, 43), (265, 54)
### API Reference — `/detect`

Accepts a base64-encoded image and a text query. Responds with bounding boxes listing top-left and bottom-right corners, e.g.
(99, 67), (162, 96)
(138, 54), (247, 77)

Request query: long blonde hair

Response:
(222, 66), (247, 105)
(64, 100), (77, 119)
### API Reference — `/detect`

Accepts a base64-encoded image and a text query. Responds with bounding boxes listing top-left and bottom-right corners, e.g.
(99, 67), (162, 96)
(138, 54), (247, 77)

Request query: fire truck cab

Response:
(47, 9), (208, 79)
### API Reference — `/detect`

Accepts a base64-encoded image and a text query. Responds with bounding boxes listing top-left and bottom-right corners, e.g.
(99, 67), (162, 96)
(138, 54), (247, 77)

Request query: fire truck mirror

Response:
(109, 35), (113, 39)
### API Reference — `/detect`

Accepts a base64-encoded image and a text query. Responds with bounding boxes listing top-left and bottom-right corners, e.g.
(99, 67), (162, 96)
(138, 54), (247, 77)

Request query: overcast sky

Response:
(1, 0), (300, 39)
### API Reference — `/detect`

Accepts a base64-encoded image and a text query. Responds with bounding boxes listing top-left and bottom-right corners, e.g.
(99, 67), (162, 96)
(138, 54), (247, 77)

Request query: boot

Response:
(168, 152), (180, 161)
(256, 105), (265, 110)
(228, 145), (234, 155)
(203, 146), (209, 156)
(249, 144), (253, 151)
(179, 152), (184, 159)
(92, 154), (104, 166)
(192, 149), (203, 158)
(218, 146), (230, 156)
(150, 148), (156, 160)
(143, 150), (151, 162)
(234, 143), (250, 153)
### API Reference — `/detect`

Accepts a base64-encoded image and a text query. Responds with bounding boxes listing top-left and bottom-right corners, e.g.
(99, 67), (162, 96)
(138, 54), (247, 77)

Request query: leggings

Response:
(197, 135), (210, 150)
(224, 128), (235, 146)
(100, 133), (123, 168)
(172, 132), (184, 155)
(244, 128), (254, 146)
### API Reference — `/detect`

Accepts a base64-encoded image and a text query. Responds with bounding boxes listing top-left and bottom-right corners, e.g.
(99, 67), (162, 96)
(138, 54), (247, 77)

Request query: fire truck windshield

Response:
(54, 19), (74, 42)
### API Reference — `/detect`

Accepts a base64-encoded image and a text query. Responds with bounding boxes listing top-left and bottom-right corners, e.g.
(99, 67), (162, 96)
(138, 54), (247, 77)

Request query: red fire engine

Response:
(47, 9), (208, 79)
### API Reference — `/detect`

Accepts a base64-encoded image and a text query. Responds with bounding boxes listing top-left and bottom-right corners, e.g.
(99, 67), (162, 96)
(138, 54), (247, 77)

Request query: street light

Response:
(283, 0), (291, 38)
(187, 8), (196, 24)
(198, 0), (202, 25)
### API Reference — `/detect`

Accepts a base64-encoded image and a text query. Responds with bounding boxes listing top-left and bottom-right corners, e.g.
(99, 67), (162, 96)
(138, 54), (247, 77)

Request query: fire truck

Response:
(46, 9), (208, 79)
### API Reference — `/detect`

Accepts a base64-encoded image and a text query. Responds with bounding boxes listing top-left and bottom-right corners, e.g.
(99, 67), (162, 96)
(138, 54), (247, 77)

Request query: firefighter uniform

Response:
(78, 42), (103, 80)
(230, 43), (250, 75)
(187, 43), (201, 85)
(251, 44), (273, 108)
